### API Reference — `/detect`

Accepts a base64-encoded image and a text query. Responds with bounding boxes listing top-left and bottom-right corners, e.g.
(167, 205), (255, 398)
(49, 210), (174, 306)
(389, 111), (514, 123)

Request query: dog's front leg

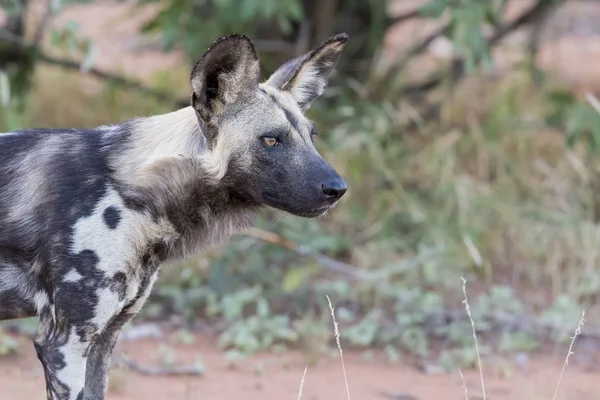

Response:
(34, 309), (90, 400)
(83, 266), (160, 399)
(83, 313), (132, 400)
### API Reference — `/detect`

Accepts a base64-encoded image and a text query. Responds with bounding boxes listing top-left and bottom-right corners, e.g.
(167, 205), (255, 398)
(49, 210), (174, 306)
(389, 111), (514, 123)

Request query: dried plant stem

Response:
(326, 295), (350, 400)
(461, 278), (486, 400)
(586, 93), (600, 114)
(552, 310), (585, 400)
(244, 227), (369, 280)
(113, 355), (203, 377)
(458, 369), (469, 400)
(297, 367), (308, 400)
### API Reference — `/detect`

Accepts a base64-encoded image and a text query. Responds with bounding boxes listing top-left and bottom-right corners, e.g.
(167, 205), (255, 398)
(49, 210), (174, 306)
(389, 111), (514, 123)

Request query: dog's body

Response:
(0, 34), (348, 399)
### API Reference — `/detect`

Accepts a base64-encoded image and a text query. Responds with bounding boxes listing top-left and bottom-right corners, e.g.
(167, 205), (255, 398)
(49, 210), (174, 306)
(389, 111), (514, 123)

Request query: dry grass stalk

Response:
(461, 277), (486, 400)
(297, 367), (308, 400)
(458, 368), (469, 400)
(326, 295), (351, 400)
(552, 310), (585, 400)
(586, 93), (600, 114)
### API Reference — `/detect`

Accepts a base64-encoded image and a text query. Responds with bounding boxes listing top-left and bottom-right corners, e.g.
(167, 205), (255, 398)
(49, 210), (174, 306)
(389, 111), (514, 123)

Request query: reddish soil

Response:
(0, 332), (598, 400)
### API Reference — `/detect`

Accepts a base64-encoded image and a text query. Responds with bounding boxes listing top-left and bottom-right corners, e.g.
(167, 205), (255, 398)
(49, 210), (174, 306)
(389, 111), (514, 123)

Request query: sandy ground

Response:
(0, 331), (598, 400)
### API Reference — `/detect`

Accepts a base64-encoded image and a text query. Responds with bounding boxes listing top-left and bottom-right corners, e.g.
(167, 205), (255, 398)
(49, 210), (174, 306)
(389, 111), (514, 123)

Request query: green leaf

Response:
(262, 0), (276, 19)
(240, 0), (258, 20)
(64, 20), (79, 33)
(484, 0), (505, 26)
(80, 42), (98, 72)
(162, 24), (179, 52)
(287, 0), (304, 20)
(50, 29), (63, 47)
(420, 0), (448, 18)
(5, 109), (22, 132)
(546, 89), (576, 107)
(590, 115), (600, 152)
(256, 297), (270, 317)
(282, 267), (306, 292)
(450, 4), (489, 72)
(140, 17), (162, 33)
(277, 14), (293, 34)
(0, 71), (10, 107)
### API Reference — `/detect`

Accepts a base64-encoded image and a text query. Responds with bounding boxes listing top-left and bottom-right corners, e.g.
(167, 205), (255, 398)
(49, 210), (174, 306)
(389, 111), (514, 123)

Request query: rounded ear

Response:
(191, 34), (261, 124)
(266, 33), (348, 110)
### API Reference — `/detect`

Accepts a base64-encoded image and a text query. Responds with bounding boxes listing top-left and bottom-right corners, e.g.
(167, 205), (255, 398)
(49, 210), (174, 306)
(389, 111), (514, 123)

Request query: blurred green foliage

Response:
(138, 0), (304, 53)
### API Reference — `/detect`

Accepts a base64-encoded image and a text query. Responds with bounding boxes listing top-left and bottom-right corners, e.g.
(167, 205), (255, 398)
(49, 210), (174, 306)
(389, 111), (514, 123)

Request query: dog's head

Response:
(191, 33), (349, 218)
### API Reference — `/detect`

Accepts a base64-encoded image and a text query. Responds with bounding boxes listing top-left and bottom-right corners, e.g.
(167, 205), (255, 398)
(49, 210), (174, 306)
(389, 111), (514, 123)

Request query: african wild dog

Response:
(0, 33), (348, 399)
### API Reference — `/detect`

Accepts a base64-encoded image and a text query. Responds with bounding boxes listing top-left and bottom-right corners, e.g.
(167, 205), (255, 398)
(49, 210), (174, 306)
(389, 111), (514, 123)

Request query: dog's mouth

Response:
(262, 192), (336, 218)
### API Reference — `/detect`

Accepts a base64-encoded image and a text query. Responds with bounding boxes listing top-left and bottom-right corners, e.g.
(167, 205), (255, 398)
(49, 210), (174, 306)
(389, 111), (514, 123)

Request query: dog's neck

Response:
(107, 107), (259, 260)
(109, 107), (203, 184)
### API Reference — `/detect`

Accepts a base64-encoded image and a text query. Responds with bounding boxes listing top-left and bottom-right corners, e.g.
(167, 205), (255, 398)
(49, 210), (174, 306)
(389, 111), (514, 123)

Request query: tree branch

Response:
(38, 52), (190, 107)
(385, 7), (422, 27)
(367, 23), (450, 98)
(397, 0), (558, 129)
(33, 0), (55, 47)
(0, 29), (189, 108)
(243, 227), (372, 281)
(488, 0), (554, 46)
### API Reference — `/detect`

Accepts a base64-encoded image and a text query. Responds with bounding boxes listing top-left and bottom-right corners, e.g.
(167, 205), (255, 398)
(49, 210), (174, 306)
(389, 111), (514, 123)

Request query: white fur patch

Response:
(126, 271), (159, 315)
(33, 291), (50, 313)
(113, 107), (203, 186)
(70, 185), (179, 328)
(55, 327), (89, 400)
(63, 269), (83, 283)
(70, 186), (133, 276)
(92, 287), (125, 328)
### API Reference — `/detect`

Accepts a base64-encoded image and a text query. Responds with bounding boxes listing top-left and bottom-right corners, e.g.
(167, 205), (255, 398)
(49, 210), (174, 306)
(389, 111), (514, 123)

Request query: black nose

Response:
(322, 177), (347, 200)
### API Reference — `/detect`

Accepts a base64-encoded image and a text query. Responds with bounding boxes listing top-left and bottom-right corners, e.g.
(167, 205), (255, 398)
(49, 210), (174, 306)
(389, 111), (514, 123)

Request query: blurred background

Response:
(1, 0), (600, 399)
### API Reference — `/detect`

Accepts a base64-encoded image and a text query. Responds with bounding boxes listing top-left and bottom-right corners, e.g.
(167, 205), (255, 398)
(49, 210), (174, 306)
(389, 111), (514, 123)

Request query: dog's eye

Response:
(263, 137), (279, 147)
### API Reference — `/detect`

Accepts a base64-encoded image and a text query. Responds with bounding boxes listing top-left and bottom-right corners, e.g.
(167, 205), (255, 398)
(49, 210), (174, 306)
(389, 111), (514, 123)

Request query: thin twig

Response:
(33, 0), (55, 46)
(461, 278), (486, 400)
(36, 52), (188, 107)
(552, 310), (585, 400)
(369, 23), (450, 97)
(488, 0), (553, 46)
(297, 367), (308, 400)
(326, 295), (350, 400)
(113, 355), (203, 377)
(243, 227), (371, 281)
(386, 7), (422, 26)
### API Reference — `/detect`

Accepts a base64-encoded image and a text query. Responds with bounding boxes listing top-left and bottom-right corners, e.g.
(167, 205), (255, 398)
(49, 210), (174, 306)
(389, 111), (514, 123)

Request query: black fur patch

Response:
(56, 249), (103, 327)
(102, 206), (121, 229)
(0, 287), (36, 319)
(110, 272), (127, 301)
